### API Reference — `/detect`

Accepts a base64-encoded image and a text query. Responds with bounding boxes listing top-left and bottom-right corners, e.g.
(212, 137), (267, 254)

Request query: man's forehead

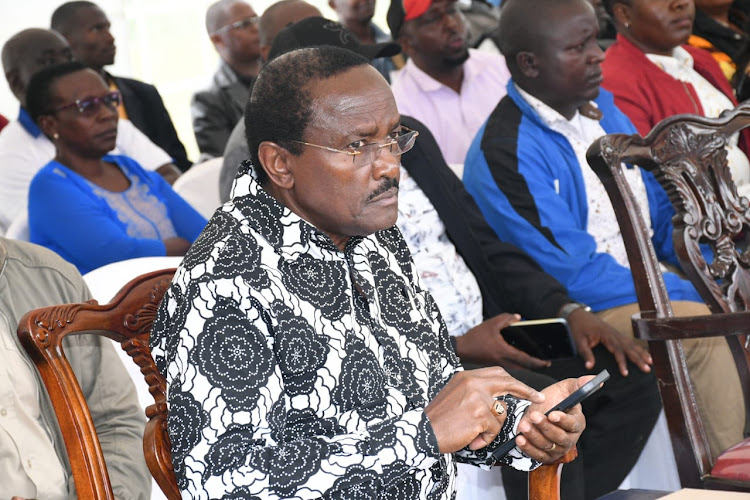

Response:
(306, 68), (398, 130)
(72, 5), (108, 26)
(22, 37), (69, 60)
(226, 1), (256, 21)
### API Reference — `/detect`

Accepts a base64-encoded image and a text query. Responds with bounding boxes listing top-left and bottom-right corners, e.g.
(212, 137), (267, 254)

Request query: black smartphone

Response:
(501, 318), (577, 360)
(485, 369), (610, 464)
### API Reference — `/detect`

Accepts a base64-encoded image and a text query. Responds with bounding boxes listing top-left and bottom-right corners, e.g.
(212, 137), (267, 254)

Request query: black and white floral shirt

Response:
(151, 163), (534, 499)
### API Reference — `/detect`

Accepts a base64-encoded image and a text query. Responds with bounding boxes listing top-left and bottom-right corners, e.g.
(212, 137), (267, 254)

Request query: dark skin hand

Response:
(425, 366), (545, 453)
(164, 237), (192, 256)
(455, 313), (551, 370)
(156, 163), (181, 185)
(515, 376), (589, 463)
(566, 307), (652, 377)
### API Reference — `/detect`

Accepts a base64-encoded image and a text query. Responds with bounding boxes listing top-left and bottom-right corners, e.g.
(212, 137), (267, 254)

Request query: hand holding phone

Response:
(486, 370), (610, 464)
(501, 318), (577, 360)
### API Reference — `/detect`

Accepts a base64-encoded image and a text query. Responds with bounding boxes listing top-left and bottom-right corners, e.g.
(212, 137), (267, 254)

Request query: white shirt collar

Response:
(645, 46), (694, 74)
(515, 84), (584, 129)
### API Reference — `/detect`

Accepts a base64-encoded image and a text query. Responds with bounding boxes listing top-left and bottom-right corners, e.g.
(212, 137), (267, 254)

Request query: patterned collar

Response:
(229, 160), (364, 257)
(17, 107), (42, 138)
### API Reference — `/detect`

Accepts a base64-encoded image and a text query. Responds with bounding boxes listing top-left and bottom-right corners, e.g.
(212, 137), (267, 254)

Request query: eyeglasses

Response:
(212, 16), (260, 35)
(51, 91), (121, 116)
(291, 126), (419, 167)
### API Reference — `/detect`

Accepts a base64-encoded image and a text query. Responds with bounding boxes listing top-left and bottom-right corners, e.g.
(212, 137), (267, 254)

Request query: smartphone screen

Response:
(501, 318), (577, 360)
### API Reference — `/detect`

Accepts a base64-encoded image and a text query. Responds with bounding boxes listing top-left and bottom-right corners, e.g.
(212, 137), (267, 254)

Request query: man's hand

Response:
(515, 376), (589, 463)
(566, 308), (652, 376)
(455, 313), (551, 370)
(425, 367), (545, 454)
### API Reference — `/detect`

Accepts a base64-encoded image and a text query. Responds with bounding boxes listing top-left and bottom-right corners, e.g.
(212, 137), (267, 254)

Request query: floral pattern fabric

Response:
(396, 166), (484, 338)
(151, 162), (534, 499)
(89, 166), (178, 241)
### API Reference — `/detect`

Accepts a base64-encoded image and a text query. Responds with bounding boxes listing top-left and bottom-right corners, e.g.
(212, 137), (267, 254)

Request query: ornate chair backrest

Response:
(16, 269), (179, 500)
(586, 102), (750, 487)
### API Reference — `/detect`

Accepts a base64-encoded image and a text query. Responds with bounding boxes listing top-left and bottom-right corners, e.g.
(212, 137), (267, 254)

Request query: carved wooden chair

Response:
(16, 268), (179, 500)
(16, 267), (575, 499)
(587, 101), (750, 491)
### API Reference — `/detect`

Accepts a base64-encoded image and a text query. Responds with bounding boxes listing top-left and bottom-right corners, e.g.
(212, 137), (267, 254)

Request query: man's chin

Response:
(444, 49), (470, 68)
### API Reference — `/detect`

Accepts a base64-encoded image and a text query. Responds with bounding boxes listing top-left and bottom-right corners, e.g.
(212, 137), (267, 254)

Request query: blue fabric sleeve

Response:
(146, 170), (207, 242)
(28, 164), (166, 274)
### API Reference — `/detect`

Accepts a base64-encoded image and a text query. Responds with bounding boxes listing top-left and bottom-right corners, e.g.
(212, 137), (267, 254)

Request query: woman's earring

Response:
(624, 22), (630, 29)
(52, 133), (59, 140)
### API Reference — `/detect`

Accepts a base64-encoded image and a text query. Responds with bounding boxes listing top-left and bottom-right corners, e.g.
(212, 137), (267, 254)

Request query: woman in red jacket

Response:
(602, 0), (750, 197)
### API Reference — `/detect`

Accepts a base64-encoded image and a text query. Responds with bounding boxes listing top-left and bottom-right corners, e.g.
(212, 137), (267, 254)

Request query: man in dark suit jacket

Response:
(192, 0), (264, 161)
(51, 1), (191, 172)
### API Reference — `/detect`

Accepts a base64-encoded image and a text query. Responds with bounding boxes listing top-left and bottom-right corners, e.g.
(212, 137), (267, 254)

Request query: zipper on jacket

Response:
(681, 81), (702, 114)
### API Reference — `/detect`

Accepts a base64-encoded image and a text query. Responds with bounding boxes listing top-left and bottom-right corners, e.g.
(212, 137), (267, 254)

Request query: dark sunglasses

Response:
(50, 91), (122, 116)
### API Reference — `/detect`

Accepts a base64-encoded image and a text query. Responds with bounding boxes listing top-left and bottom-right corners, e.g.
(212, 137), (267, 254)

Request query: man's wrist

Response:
(558, 302), (591, 321)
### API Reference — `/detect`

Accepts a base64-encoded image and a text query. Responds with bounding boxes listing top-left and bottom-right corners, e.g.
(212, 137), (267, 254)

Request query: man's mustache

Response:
(367, 177), (399, 201)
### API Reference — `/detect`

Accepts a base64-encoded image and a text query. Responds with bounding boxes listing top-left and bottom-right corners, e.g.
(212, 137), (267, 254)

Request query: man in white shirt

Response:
(388, 0), (511, 163)
(0, 28), (181, 235)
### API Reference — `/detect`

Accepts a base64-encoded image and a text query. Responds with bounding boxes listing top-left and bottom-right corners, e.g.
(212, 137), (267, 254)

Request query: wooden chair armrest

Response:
(632, 310), (750, 342)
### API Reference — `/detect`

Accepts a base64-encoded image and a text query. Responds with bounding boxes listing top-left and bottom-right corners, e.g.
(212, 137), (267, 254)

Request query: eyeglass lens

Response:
(353, 131), (417, 166)
(77, 92), (121, 115)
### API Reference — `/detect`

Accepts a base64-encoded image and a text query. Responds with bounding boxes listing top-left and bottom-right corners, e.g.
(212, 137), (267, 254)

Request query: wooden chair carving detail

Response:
(16, 269), (179, 500)
(587, 102), (750, 491)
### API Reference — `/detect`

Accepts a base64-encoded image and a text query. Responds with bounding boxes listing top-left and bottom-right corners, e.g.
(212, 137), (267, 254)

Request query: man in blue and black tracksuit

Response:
(463, 0), (745, 463)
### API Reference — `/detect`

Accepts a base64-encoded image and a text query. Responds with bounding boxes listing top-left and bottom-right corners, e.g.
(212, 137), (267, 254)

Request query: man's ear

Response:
(5, 69), (24, 103)
(258, 142), (295, 189)
(516, 51), (539, 78)
(209, 33), (225, 50)
(397, 31), (413, 58)
(260, 44), (271, 62)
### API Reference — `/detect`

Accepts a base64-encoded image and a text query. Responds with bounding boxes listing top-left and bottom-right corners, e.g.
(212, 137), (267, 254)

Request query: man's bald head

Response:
(207, 0), (247, 33)
(498, 0), (586, 75)
(2, 28), (73, 106)
(259, 0), (322, 50)
(499, 0), (603, 120)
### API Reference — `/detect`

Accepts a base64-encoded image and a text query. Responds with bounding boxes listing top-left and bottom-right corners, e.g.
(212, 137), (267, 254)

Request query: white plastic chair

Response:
(172, 157), (223, 220)
(5, 212), (29, 241)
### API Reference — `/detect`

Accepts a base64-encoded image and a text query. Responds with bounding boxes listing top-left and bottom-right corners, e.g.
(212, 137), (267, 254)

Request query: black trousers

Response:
(499, 345), (662, 500)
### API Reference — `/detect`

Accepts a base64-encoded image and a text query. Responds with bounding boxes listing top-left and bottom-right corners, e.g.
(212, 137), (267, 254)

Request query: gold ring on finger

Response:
(493, 400), (506, 417)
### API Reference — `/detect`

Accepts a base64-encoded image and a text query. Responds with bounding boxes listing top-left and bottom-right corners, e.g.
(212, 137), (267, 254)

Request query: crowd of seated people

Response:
(2, 0), (750, 498)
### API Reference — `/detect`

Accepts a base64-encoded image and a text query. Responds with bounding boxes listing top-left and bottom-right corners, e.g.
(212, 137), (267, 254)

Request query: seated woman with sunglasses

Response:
(24, 62), (207, 274)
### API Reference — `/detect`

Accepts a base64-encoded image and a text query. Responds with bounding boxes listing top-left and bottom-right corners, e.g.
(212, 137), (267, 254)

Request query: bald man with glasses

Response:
(193, 0), (263, 160)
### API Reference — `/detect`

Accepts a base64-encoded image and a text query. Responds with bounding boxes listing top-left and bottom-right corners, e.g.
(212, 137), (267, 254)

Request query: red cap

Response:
(403, 0), (433, 21)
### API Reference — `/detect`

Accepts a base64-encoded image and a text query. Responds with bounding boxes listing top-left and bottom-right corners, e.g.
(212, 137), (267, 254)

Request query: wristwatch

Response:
(559, 302), (591, 320)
